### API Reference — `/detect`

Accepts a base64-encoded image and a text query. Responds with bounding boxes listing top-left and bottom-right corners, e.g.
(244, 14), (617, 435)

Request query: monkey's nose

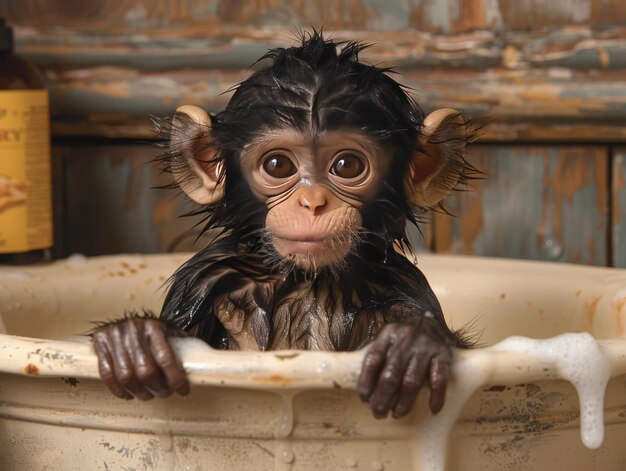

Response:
(298, 187), (328, 215)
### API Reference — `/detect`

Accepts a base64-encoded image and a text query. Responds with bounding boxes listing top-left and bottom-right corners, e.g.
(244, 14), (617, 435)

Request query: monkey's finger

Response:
(92, 332), (133, 400)
(109, 325), (155, 401)
(124, 320), (171, 398)
(368, 343), (413, 419)
(357, 334), (393, 402)
(391, 354), (424, 419)
(428, 351), (451, 414)
(146, 324), (190, 397)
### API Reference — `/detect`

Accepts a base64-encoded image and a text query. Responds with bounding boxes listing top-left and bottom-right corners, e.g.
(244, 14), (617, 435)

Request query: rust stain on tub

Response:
(274, 353), (300, 361)
(121, 262), (138, 275)
(23, 364), (39, 375)
(615, 297), (626, 335)
(616, 297), (626, 313)
(267, 374), (287, 383)
(584, 295), (603, 330)
(323, 422), (343, 434)
(252, 374), (295, 386)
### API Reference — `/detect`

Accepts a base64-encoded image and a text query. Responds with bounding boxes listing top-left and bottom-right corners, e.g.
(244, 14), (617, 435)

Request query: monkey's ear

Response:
(405, 108), (467, 208)
(170, 105), (225, 205)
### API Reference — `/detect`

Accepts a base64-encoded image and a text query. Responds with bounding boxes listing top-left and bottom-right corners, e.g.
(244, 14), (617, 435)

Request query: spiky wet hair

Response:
(211, 32), (420, 157)
(157, 31), (477, 246)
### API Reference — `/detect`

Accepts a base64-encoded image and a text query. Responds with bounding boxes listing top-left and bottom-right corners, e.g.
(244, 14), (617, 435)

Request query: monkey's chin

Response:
(272, 237), (351, 271)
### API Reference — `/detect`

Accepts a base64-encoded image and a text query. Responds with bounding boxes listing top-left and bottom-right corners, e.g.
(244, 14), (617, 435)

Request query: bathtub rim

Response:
(2, 332), (626, 392)
(0, 252), (625, 392)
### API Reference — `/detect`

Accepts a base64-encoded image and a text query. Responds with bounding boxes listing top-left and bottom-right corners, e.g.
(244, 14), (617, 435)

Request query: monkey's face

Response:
(242, 130), (391, 270)
(171, 105), (468, 272)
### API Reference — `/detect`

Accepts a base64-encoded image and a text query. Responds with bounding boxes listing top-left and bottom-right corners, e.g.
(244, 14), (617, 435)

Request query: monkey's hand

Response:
(357, 316), (452, 419)
(91, 317), (190, 400)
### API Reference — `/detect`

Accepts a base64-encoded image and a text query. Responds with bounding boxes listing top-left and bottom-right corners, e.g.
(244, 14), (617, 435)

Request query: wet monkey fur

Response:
(91, 32), (478, 419)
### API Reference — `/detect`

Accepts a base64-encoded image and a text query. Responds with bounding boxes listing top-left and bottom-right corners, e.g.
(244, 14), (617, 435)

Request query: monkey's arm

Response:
(357, 308), (454, 420)
(91, 249), (236, 400)
(91, 313), (190, 400)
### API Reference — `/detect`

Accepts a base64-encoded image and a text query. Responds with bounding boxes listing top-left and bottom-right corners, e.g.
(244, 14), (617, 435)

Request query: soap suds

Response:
(493, 333), (611, 449)
(275, 391), (297, 470)
(151, 399), (177, 470)
(66, 253), (88, 266)
(415, 352), (491, 471)
(414, 333), (612, 470)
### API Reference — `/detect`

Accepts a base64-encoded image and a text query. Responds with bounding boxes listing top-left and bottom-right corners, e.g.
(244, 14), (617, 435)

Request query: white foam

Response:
(413, 333), (612, 470)
(494, 333), (611, 449)
(66, 253), (88, 266)
(414, 352), (490, 471)
(275, 391), (296, 470)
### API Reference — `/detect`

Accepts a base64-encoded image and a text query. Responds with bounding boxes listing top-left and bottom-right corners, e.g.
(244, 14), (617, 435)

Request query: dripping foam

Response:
(494, 333), (611, 449)
(413, 333), (612, 470)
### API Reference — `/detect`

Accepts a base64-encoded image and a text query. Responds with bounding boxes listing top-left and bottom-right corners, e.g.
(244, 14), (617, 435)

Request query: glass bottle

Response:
(0, 17), (52, 264)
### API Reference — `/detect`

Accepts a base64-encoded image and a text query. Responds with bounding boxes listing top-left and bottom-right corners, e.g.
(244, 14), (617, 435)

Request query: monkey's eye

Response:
(262, 154), (297, 179)
(330, 153), (367, 179)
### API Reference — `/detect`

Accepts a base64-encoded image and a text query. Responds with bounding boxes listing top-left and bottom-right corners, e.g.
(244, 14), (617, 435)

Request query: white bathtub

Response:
(1, 254), (625, 470)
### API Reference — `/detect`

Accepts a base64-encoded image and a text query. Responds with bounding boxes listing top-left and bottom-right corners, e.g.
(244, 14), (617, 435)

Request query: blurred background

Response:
(1, 0), (624, 267)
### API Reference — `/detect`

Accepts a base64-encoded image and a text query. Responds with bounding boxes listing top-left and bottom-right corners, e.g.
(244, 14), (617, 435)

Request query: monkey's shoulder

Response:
(160, 242), (273, 328)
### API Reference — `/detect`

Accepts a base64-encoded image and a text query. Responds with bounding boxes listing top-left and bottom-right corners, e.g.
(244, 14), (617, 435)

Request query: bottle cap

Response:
(0, 18), (14, 53)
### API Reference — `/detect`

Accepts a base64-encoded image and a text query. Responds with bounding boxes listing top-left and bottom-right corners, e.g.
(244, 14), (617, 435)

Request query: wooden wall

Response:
(615, 149), (626, 266)
(1, 0), (624, 266)
(434, 146), (609, 265)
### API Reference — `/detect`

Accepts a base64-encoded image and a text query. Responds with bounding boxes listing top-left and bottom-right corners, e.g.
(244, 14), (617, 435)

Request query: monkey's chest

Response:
(214, 289), (356, 351)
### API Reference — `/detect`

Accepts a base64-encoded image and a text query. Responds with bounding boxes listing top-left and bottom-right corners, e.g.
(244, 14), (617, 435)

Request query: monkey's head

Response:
(162, 32), (474, 272)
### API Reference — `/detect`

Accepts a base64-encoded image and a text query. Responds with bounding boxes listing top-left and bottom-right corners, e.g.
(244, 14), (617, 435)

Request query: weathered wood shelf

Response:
(1, 0), (624, 265)
(10, 26), (626, 141)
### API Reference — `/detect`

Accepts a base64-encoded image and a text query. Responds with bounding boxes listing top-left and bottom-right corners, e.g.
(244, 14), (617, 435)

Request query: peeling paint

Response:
(436, 146), (608, 265)
(613, 151), (626, 267)
(0, 2), (625, 140)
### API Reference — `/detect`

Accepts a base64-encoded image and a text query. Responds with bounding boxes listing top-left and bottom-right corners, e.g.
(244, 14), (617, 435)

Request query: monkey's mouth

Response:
(273, 235), (336, 253)
(271, 232), (353, 267)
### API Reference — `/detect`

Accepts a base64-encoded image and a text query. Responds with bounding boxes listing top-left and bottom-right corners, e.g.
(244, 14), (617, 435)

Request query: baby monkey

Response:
(92, 32), (476, 419)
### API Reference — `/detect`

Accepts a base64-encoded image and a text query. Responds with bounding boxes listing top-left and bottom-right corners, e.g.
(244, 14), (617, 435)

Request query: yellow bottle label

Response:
(0, 89), (52, 253)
